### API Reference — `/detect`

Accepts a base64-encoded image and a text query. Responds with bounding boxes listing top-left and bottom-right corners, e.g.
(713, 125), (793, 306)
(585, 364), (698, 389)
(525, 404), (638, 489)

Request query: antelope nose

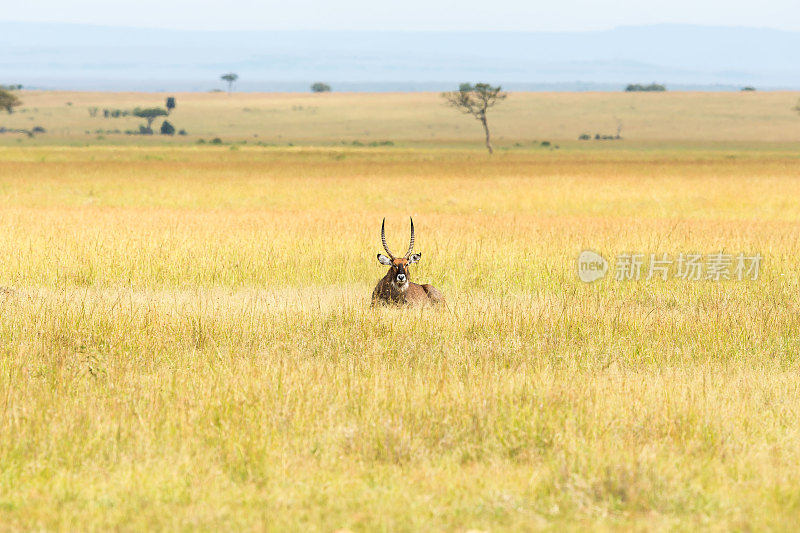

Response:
(397, 273), (406, 282)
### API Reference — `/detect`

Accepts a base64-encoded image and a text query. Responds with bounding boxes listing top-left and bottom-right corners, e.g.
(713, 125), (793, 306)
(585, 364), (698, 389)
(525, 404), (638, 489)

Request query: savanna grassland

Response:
(3, 89), (800, 145)
(1, 92), (800, 530)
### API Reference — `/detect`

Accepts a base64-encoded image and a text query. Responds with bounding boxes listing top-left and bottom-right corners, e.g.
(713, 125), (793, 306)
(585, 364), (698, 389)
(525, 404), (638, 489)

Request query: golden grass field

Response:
(1, 91), (800, 530)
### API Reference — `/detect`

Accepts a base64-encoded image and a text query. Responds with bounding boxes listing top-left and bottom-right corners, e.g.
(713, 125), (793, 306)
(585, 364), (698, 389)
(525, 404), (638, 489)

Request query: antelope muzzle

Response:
(394, 264), (408, 285)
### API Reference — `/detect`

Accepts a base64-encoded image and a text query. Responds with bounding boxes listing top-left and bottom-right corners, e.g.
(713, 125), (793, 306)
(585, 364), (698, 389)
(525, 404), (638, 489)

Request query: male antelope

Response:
(372, 217), (444, 306)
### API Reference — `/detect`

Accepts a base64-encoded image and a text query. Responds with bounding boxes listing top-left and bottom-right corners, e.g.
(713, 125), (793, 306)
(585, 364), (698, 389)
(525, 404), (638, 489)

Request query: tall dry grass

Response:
(0, 146), (799, 529)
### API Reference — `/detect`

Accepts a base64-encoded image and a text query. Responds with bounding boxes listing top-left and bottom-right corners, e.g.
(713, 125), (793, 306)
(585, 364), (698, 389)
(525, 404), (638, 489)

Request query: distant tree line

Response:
(217, 73), (338, 95)
(103, 109), (131, 118)
(0, 126), (45, 137)
(88, 96), (184, 135)
(625, 83), (666, 92)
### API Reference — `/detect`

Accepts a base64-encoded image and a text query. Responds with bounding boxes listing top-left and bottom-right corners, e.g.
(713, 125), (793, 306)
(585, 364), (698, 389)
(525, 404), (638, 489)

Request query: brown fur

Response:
(372, 258), (444, 307)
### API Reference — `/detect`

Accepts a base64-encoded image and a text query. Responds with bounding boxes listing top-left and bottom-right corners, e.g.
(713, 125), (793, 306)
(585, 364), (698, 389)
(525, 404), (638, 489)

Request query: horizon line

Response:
(1, 20), (798, 35)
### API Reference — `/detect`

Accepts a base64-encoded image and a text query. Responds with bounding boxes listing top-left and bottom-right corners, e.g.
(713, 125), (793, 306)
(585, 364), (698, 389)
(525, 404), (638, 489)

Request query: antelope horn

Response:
(406, 217), (415, 257)
(381, 218), (395, 259)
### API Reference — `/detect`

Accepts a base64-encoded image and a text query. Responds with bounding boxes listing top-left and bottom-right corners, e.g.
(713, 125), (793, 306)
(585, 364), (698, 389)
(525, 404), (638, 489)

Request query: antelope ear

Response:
(377, 254), (392, 265)
(408, 253), (421, 264)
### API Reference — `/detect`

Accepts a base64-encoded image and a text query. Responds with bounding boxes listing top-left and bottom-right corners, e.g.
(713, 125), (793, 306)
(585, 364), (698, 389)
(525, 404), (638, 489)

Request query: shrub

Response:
(210, 137), (223, 144)
(105, 109), (130, 118)
(32, 126), (45, 133)
(178, 129), (187, 136)
(160, 120), (175, 135)
(139, 125), (153, 135)
(741, 86), (756, 91)
(578, 133), (591, 140)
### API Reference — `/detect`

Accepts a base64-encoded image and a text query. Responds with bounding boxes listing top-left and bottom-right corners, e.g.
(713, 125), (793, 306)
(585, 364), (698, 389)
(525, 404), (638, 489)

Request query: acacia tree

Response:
(0, 89), (22, 114)
(310, 82), (331, 93)
(442, 83), (506, 154)
(221, 73), (239, 93)
(133, 107), (168, 133)
(166, 96), (176, 113)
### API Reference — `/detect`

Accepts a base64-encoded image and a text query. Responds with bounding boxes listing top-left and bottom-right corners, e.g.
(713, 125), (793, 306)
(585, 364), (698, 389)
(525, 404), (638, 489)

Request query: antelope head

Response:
(377, 217), (421, 290)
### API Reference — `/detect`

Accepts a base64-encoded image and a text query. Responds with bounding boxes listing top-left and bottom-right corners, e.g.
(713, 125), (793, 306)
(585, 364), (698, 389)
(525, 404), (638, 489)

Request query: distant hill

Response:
(2, 22), (800, 91)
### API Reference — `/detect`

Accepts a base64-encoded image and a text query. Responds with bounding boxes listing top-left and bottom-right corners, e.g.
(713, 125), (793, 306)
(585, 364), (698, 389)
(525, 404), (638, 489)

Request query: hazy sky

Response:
(3, 0), (800, 31)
